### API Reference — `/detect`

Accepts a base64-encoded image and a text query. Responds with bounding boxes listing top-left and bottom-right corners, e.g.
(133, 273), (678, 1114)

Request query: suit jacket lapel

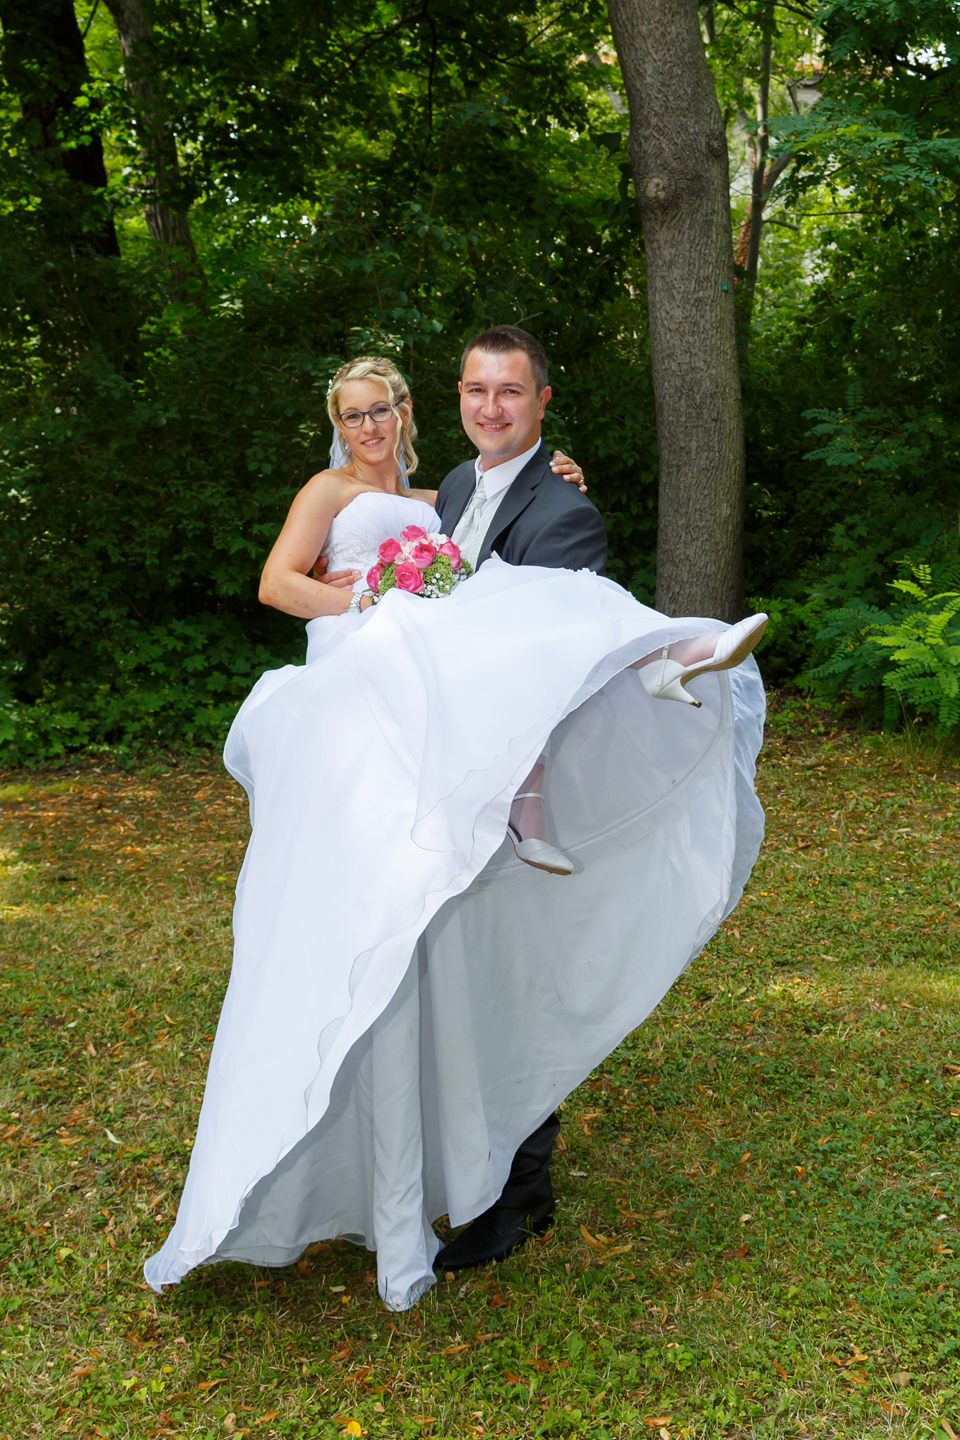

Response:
(476, 443), (549, 567)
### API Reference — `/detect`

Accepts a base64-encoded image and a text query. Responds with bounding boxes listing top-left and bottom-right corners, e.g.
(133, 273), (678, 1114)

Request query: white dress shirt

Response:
(453, 440), (542, 567)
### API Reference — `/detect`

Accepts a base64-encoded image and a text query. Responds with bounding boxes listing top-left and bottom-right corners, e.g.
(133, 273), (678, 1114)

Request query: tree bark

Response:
(102, 0), (202, 275)
(607, 0), (745, 621)
(0, 0), (120, 255)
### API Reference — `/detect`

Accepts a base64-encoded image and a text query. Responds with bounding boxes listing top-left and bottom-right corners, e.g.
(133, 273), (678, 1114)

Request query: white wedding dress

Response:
(145, 490), (765, 1310)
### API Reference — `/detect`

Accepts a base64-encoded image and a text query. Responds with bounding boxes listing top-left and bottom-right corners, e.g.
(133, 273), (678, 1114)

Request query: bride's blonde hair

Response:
(326, 356), (420, 482)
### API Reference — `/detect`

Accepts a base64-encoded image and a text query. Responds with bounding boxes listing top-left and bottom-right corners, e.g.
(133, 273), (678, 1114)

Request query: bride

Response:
(145, 356), (767, 1312)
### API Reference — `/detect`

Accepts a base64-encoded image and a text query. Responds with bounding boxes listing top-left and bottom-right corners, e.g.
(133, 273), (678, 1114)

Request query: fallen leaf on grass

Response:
(413, 1418), (437, 1428)
(443, 1344), (470, 1355)
(868, 1397), (902, 1416)
(643, 1418), (673, 1429)
(773, 1359), (790, 1380)
(606, 1244), (633, 1256)
(724, 1243), (749, 1260)
(255, 1412), (279, 1426)
(943, 1064), (960, 1076)
(338, 1423), (364, 1438)
(504, 1372), (523, 1384)
(197, 1377), (228, 1391)
(941, 1422), (959, 1440)
(580, 1225), (610, 1249)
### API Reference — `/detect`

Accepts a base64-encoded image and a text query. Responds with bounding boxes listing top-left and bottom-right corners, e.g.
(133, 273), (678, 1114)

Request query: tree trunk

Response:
(733, 17), (798, 362)
(102, 0), (202, 277)
(0, 0), (120, 255)
(607, 0), (745, 621)
(735, 8), (773, 362)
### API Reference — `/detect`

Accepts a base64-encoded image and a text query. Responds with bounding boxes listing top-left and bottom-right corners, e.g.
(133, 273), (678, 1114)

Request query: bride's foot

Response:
(634, 613), (768, 707)
(507, 769), (573, 876)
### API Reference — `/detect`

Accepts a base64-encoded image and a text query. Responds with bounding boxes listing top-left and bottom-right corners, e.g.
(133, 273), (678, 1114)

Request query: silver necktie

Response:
(451, 475), (487, 570)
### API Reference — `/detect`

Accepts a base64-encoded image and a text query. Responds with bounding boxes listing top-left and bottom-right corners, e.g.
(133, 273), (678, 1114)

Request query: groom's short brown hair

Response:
(460, 325), (549, 393)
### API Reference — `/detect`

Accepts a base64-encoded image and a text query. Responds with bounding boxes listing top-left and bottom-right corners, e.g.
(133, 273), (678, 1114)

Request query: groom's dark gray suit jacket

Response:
(435, 441), (608, 574)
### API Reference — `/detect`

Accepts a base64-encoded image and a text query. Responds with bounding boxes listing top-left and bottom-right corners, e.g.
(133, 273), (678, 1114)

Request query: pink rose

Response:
(394, 561), (424, 593)
(410, 541), (437, 570)
(401, 525), (427, 542)
(438, 539), (462, 570)
(366, 563), (383, 592)
(378, 537), (402, 564)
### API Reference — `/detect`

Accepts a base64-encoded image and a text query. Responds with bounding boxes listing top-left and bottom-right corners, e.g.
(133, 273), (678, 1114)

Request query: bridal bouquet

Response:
(367, 526), (471, 601)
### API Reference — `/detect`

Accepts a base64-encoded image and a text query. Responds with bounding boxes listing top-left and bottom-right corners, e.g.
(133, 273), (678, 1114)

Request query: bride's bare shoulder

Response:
(296, 468), (354, 503)
(406, 486), (438, 504)
(302, 467), (351, 491)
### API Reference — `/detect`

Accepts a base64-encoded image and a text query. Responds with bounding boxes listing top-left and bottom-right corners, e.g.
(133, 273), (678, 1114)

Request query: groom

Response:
(431, 325), (608, 1270)
(436, 326), (606, 579)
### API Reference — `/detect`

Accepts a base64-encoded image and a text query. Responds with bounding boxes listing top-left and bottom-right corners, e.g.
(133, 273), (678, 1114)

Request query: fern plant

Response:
(806, 554), (960, 735)
(868, 565), (960, 734)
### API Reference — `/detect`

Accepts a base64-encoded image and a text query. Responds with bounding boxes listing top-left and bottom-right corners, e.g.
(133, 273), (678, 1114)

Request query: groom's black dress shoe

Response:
(436, 1110), (561, 1270)
(434, 1199), (555, 1271)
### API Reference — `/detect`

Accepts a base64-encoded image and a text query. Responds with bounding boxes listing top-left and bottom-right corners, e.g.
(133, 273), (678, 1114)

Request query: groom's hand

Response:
(312, 556), (363, 587)
(550, 451), (587, 493)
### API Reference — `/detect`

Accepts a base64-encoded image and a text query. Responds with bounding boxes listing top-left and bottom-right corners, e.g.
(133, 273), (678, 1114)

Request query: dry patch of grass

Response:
(0, 715), (958, 1439)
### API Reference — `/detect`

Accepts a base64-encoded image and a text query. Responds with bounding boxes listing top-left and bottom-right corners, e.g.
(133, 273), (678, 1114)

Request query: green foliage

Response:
(805, 557), (960, 734)
(871, 567), (960, 733)
(2, 0), (960, 756)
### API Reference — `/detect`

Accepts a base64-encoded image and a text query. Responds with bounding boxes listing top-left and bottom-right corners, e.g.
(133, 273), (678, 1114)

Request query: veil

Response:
(329, 433), (411, 490)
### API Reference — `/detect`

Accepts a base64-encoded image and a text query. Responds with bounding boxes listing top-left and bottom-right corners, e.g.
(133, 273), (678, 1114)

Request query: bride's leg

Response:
(630, 634), (718, 671)
(508, 758), (548, 843)
(630, 612), (769, 674)
(629, 613), (768, 706)
(507, 741), (573, 876)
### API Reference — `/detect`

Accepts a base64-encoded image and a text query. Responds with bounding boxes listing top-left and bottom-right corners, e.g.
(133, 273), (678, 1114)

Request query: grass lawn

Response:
(0, 707), (958, 1440)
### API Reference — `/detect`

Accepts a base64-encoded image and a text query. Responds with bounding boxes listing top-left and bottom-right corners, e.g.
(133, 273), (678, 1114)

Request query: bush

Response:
(805, 557), (960, 736)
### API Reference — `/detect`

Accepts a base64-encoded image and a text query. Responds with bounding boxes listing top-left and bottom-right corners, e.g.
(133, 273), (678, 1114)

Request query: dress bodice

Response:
(324, 491), (442, 591)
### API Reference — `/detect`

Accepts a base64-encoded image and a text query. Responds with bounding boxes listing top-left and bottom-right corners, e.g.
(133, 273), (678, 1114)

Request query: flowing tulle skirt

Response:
(145, 557), (765, 1310)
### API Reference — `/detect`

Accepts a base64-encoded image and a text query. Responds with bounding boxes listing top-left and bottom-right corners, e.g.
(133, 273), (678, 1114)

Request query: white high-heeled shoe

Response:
(507, 792), (574, 876)
(639, 613), (768, 708)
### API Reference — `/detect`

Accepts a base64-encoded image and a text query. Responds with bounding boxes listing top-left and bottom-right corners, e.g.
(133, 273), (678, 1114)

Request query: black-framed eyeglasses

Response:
(337, 403), (398, 428)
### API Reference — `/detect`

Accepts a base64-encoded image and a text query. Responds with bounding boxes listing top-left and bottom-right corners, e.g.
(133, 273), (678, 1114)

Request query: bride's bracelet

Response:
(346, 590), (374, 615)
